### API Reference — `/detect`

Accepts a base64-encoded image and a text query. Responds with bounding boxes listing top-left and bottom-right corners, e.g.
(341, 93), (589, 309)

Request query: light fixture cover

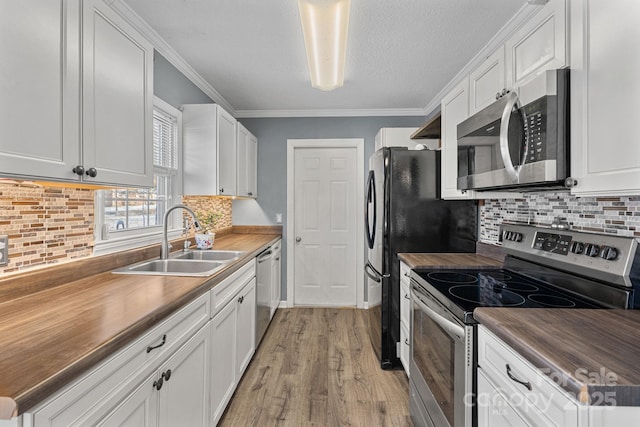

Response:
(298, 0), (351, 91)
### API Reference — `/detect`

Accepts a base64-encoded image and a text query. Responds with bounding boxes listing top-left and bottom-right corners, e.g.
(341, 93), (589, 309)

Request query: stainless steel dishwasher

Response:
(255, 246), (273, 345)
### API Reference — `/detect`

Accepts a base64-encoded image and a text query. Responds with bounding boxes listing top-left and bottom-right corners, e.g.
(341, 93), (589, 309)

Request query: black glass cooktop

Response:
(412, 268), (603, 323)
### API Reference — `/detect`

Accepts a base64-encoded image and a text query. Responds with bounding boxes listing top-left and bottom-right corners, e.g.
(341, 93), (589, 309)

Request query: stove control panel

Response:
(500, 224), (639, 288)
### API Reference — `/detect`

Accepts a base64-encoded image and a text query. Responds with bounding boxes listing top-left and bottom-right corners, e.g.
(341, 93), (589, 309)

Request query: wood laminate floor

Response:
(220, 307), (413, 427)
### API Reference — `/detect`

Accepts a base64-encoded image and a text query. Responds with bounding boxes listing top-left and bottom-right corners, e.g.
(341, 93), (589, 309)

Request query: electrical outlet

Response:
(276, 213), (283, 224)
(0, 235), (8, 267)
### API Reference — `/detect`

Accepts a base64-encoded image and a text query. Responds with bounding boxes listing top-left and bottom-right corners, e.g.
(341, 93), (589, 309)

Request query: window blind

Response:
(153, 108), (178, 170)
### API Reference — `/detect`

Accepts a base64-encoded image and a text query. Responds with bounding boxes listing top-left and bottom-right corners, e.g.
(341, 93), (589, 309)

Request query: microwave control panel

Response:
(523, 97), (547, 163)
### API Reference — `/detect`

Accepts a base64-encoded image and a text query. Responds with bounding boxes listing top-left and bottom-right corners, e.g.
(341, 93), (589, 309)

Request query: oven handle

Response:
(413, 292), (465, 342)
(499, 91), (526, 183)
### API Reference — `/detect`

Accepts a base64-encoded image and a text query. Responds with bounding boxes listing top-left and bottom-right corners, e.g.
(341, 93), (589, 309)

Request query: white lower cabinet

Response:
(17, 257), (263, 427)
(209, 261), (257, 426)
(97, 323), (210, 427)
(399, 261), (411, 377)
(96, 372), (158, 427)
(478, 326), (579, 427)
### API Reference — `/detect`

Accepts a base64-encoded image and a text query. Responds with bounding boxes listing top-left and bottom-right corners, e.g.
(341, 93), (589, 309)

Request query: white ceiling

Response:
(123, 0), (525, 116)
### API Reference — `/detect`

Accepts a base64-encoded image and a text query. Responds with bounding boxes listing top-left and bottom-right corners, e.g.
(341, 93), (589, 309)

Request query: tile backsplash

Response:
(0, 183), (234, 276)
(0, 183), (94, 274)
(480, 192), (640, 244)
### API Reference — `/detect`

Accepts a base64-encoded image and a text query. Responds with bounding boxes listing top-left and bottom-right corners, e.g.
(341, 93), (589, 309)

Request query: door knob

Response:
(296, 236), (301, 242)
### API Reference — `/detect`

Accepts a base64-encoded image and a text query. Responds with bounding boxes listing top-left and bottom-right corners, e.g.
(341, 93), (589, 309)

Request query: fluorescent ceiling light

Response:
(298, 0), (351, 91)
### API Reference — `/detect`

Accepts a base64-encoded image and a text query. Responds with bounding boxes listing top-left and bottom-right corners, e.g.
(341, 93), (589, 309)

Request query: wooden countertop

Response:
(398, 253), (502, 270)
(0, 233), (280, 418)
(475, 308), (640, 406)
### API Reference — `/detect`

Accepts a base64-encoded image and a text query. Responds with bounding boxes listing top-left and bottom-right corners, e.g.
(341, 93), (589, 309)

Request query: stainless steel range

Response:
(408, 224), (640, 427)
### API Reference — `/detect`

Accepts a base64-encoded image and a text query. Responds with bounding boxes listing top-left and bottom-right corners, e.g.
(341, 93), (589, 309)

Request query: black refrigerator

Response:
(365, 147), (477, 369)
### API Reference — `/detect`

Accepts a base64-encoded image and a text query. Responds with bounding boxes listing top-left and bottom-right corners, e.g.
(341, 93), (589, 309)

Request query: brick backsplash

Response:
(479, 192), (640, 244)
(0, 183), (95, 274)
(0, 183), (234, 276)
(182, 196), (233, 231)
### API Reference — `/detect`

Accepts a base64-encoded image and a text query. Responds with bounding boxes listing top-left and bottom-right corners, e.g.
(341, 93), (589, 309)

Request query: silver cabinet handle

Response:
(499, 92), (525, 183)
(295, 236), (301, 242)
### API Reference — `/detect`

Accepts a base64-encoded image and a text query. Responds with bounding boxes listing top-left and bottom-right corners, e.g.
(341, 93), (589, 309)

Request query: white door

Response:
(292, 145), (358, 306)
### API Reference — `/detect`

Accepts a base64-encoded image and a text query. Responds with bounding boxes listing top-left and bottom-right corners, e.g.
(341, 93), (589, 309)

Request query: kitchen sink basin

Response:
(112, 259), (225, 277)
(172, 250), (246, 262)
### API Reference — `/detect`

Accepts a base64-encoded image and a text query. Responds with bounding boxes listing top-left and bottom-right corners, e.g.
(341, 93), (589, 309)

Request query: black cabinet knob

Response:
(86, 167), (98, 178)
(163, 369), (172, 382)
(72, 166), (84, 176)
(153, 377), (164, 391)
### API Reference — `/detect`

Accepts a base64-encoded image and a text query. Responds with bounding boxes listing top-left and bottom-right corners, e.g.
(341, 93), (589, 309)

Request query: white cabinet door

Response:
(441, 78), (474, 200)
(82, 0), (153, 187)
(183, 104), (238, 196)
(217, 107), (237, 196)
(158, 324), (210, 427)
(235, 278), (256, 379)
(0, 0), (81, 181)
(477, 369), (529, 427)
(246, 132), (258, 198)
(469, 48), (506, 115)
(210, 299), (237, 426)
(96, 373), (158, 427)
(569, 0), (640, 196)
(236, 124), (258, 198)
(505, 0), (567, 89)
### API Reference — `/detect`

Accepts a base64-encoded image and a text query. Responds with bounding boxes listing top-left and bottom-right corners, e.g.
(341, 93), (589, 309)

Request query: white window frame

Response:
(93, 96), (184, 256)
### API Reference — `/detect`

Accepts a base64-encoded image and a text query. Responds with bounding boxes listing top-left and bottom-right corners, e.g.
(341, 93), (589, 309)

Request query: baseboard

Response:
(278, 300), (287, 309)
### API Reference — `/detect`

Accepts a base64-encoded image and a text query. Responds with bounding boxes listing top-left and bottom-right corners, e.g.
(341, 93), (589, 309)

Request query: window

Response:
(94, 97), (182, 254)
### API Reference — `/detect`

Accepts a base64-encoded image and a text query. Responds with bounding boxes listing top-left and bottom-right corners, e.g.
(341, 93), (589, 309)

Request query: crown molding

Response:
(235, 108), (427, 119)
(422, 3), (542, 115)
(107, 0), (237, 116)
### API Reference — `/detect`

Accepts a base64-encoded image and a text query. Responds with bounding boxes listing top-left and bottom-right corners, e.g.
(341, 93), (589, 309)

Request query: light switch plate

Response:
(0, 235), (8, 267)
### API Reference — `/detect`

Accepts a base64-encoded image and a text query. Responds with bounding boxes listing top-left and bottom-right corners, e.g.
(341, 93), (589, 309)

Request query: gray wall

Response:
(232, 116), (426, 301)
(153, 52), (213, 107)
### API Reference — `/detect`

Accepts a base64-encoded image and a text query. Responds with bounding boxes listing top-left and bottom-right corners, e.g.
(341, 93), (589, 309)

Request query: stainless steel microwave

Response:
(457, 69), (569, 191)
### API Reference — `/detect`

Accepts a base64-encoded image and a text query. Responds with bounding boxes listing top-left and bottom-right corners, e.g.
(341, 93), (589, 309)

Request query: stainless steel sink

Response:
(112, 259), (225, 277)
(172, 250), (246, 262)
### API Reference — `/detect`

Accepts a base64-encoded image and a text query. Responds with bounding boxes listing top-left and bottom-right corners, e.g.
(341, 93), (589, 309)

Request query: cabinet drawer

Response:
(400, 281), (411, 328)
(30, 293), (210, 426)
(400, 322), (410, 377)
(210, 259), (256, 317)
(400, 262), (411, 286)
(478, 326), (578, 426)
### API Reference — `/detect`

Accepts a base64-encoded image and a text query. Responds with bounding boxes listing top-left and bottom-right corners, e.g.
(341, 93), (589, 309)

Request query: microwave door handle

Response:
(499, 92), (523, 183)
(413, 294), (465, 341)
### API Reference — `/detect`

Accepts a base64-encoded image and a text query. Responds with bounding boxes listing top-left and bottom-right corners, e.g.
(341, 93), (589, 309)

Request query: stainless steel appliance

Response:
(256, 247), (274, 345)
(409, 224), (640, 427)
(365, 147), (478, 369)
(457, 69), (569, 192)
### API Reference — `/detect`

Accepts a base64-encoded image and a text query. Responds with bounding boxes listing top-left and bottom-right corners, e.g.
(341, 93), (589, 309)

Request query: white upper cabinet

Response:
(82, 0), (154, 187)
(182, 104), (238, 196)
(505, 0), (567, 89)
(236, 123), (258, 198)
(441, 78), (474, 200)
(569, 0), (640, 196)
(0, 0), (81, 181)
(0, 0), (153, 187)
(469, 47), (506, 115)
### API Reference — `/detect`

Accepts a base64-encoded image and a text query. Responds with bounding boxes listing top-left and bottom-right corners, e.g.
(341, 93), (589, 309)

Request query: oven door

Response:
(410, 281), (474, 427)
